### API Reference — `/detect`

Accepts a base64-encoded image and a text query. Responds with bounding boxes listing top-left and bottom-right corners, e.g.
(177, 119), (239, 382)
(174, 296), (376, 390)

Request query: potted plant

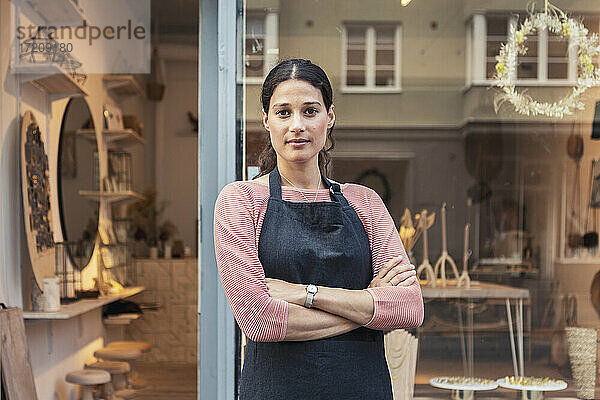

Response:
(128, 188), (166, 258)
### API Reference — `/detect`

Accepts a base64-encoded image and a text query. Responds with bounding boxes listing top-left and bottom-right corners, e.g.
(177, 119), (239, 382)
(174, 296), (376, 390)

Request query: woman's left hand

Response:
(266, 278), (305, 305)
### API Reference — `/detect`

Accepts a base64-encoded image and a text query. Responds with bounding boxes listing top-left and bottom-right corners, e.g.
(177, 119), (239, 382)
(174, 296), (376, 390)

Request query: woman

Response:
(214, 59), (424, 399)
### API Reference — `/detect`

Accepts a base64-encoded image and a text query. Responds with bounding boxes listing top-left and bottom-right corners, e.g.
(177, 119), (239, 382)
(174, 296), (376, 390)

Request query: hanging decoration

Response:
(493, 1), (600, 118)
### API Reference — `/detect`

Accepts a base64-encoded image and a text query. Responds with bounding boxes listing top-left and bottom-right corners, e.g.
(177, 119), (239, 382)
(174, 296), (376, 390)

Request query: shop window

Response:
(342, 23), (402, 92)
(244, 10), (279, 84)
(471, 13), (600, 84)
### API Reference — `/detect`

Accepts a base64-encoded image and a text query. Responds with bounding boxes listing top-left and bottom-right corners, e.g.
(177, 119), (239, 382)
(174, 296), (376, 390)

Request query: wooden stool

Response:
(86, 361), (130, 394)
(107, 341), (151, 388)
(65, 369), (110, 400)
(94, 347), (144, 389)
(108, 341), (152, 354)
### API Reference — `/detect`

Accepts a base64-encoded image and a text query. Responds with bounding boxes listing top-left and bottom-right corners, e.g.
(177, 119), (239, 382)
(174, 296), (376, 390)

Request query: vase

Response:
(149, 247), (159, 259)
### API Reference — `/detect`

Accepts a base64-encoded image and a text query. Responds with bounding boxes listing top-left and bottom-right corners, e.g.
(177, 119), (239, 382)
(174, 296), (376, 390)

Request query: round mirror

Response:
(58, 98), (99, 270)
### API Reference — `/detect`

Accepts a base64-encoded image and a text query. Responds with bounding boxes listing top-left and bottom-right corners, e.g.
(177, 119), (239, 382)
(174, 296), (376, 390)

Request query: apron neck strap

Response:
(269, 165), (348, 204)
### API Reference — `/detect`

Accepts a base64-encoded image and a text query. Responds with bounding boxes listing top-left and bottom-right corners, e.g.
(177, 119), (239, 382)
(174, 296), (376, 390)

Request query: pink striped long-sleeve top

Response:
(214, 180), (424, 342)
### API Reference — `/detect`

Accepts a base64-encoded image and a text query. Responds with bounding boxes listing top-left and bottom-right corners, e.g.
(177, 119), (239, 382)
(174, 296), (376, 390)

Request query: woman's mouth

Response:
(287, 139), (310, 148)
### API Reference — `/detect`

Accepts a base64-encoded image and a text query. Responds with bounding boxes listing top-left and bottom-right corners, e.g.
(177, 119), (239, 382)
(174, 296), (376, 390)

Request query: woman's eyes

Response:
(275, 108), (318, 117)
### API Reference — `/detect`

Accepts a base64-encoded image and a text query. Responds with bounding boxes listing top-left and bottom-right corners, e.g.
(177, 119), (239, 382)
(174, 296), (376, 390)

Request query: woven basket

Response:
(566, 327), (597, 399)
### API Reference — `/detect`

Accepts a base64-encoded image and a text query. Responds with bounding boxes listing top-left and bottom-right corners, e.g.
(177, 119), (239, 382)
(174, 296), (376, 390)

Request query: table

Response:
(421, 281), (530, 378)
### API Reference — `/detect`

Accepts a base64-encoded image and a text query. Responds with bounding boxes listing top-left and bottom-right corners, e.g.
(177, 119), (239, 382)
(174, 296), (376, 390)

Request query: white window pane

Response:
(524, 39), (538, 57)
(347, 26), (366, 45)
(376, 49), (394, 66)
(375, 69), (395, 86)
(548, 62), (568, 79)
(548, 37), (568, 58)
(487, 15), (508, 36)
(518, 62), (537, 79)
(347, 49), (366, 66)
(486, 40), (504, 57)
(375, 26), (395, 45)
(346, 69), (366, 86)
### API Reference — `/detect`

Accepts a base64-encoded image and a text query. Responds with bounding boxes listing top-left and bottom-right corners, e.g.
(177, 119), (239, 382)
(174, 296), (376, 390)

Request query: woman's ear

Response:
(327, 104), (335, 129)
(262, 109), (269, 131)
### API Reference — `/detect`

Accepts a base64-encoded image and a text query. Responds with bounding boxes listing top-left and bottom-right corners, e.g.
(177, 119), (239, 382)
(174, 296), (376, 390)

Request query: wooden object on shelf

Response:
(103, 75), (144, 96)
(433, 203), (460, 287)
(23, 286), (144, 320)
(14, 64), (88, 99)
(417, 210), (436, 286)
(0, 307), (38, 400)
(77, 128), (145, 146)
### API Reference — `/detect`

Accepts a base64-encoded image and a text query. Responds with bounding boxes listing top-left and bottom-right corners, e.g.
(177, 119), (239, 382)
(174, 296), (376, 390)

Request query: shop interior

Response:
(2, 0), (600, 399)
(0, 0), (199, 399)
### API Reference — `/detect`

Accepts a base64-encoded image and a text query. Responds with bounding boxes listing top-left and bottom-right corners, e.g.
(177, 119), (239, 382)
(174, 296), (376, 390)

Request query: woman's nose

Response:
(290, 112), (305, 132)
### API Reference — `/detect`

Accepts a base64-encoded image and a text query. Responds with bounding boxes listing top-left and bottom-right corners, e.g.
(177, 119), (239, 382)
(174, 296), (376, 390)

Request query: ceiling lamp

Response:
(401, 0), (413, 5)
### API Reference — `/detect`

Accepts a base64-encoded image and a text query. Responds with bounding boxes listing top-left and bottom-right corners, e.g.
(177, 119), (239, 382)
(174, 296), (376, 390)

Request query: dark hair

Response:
(255, 59), (335, 179)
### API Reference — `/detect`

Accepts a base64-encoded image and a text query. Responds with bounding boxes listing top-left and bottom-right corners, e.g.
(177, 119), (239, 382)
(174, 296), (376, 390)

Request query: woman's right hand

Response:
(368, 256), (417, 288)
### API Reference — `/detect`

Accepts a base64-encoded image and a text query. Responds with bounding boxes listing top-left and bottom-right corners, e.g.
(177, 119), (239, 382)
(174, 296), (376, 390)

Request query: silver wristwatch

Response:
(304, 284), (318, 308)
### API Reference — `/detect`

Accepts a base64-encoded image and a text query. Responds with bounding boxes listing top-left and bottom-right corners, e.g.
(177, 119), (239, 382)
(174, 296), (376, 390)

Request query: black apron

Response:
(240, 165), (393, 400)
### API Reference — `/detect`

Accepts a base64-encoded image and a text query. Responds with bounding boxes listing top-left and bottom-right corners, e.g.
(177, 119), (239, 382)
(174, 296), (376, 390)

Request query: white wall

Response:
(25, 311), (105, 400)
(155, 56), (199, 255)
(0, 3), (154, 398)
(0, 0), (24, 308)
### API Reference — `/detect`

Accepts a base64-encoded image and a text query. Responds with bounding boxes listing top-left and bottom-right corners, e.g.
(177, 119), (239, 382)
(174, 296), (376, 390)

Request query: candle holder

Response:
(433, 203), (460, 287)
(416, 210), (436, 285)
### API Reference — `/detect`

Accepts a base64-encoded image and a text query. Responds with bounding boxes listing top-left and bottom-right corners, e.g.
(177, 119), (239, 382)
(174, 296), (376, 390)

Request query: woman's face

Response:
(263, 79), (335, 168)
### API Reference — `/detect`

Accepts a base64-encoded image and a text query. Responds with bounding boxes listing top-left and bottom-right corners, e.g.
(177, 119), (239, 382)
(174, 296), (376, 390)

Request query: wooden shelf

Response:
(79, 190), (145, 203)
(23, 286), (144, 320)
(103, 75), (144, 96)
(77, 128), (145, 145)
(26, 0), (85, 26)
(13, 63), (88, 99)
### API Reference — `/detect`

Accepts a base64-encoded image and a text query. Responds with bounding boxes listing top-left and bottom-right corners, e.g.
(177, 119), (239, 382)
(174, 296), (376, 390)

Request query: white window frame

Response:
(467, 13), (597, 86)
(341, 23), (402, 93)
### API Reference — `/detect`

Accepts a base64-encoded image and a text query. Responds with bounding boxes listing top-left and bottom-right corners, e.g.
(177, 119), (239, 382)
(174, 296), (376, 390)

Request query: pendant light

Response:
(401, 0), (414, 6)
